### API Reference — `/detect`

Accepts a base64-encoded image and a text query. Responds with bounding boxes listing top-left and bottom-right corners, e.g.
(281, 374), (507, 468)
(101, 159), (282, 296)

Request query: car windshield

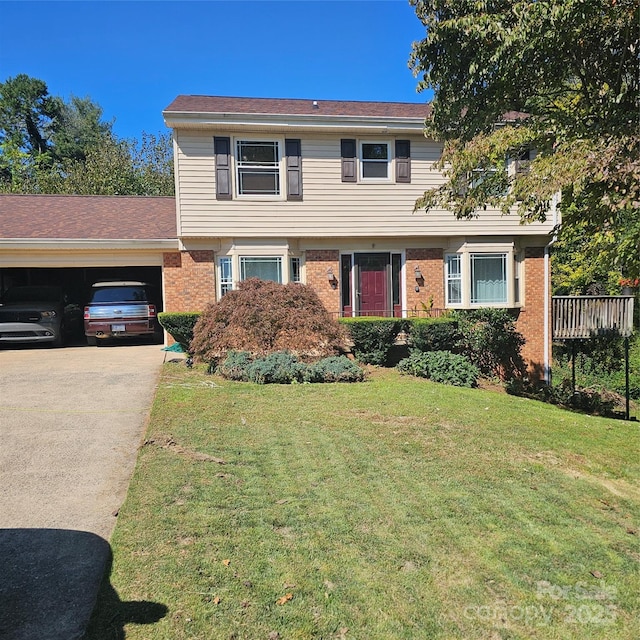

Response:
(91, 287), (149, 303)
(2, 286), (62, 303)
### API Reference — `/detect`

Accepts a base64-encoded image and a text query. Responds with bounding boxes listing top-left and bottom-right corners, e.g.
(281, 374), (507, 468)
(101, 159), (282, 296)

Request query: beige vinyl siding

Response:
(175, 131), (556, 238)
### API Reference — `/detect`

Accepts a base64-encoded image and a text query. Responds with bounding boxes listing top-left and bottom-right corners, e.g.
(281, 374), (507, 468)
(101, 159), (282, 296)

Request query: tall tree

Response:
(0, 74), (62, 157)
(0, 75), (173, 196)
(409, 0), (640, 285)
(52, 95), (113, 163)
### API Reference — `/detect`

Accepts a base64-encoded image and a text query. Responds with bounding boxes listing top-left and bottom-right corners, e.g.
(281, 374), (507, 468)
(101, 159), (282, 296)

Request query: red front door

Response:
(356, 253), (389, 316)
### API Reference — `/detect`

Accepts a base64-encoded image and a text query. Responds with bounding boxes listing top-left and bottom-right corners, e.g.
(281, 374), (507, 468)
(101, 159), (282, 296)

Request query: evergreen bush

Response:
(407, 316), (460, 352)
(157, 312), (201, 352)
(339, 317), (407, 366)
(246, 351), (306, 384)
(397, 350), (480, 387)
(452, 309), (526, 379)
(215, 351), (365, 385)
(303, 355), (365, 383)
(216, 350), (254, 381)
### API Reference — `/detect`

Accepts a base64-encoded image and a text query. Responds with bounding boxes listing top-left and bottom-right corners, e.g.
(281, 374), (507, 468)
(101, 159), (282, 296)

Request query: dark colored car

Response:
(0, 285), (83, 347)
(84, 281), (161, 345)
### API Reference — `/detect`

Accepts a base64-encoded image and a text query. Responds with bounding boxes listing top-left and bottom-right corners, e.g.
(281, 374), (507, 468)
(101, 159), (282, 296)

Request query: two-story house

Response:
(162, 96), (557, 377)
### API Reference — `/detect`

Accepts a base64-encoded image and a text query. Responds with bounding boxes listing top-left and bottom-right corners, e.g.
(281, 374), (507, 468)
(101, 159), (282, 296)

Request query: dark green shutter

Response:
(395, 140), (411, 183)
(214, 136), (232, 200)
(341, 139), (357, 183)
(285, 138), (302, 201)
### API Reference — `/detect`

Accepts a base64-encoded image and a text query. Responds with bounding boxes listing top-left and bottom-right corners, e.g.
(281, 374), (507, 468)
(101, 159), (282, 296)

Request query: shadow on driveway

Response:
(0, 529), (166, 640)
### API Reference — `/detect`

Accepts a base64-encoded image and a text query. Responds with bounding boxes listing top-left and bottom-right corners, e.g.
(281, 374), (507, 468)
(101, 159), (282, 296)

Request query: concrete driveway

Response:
(0, 342), (166, 639)
(0, 342), (164, 537)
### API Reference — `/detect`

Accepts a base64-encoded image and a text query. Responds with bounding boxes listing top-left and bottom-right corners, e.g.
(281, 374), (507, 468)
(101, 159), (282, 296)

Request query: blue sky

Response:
(0, 0), (430, 140)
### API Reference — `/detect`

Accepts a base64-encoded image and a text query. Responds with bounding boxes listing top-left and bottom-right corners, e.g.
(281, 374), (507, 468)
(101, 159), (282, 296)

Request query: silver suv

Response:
(0, 285), (83, 347)
(84, 281), (161, 345)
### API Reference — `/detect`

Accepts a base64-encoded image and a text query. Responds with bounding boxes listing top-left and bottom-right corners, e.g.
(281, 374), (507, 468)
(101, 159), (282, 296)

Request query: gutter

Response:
(162, 111), (426, 135)
(0, 238), (179, 251)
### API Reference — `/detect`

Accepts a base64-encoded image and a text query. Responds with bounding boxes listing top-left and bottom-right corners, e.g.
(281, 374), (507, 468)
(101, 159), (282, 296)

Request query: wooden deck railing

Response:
(552, 296), (635, 339)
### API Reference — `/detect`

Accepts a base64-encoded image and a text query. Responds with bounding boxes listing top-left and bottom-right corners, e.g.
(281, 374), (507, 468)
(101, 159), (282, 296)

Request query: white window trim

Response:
(216, 249), (303, 298)
(444, 247), (518, 309)
(358, 140), (392, 183)
(445, 253), (463, 307)
(233, 136), (285, 200)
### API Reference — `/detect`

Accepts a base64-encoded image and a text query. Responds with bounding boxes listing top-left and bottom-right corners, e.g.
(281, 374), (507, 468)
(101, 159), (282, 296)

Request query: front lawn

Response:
(86, 365), (640, 639)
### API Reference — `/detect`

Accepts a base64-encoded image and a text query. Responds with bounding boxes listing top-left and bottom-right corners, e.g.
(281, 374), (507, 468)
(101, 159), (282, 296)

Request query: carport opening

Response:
(0, 267), (163, 311)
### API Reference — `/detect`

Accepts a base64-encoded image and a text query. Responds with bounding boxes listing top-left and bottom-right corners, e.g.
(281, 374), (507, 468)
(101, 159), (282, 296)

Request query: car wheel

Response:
(51, 325), (65, 348)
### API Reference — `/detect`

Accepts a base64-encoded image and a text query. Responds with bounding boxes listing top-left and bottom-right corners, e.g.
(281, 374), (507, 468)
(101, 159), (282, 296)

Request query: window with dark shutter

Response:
(341, 139), (357, 183)
(214, 136), (232, 200)
(285, 138), (302, 201)
(395, 140), (411, 183)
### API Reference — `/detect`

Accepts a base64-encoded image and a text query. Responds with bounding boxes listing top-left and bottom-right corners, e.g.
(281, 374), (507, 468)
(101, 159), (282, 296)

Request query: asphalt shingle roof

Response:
(0, 194), (177, 240)
(164, 95), (432, 119)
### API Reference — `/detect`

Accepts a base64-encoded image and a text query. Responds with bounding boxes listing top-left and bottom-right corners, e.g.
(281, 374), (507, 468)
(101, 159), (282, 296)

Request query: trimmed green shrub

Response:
(451, 309), (526, 380)
(158, 312), (201, 352)
(397, 350), (480, 387)
(304, 356), (365, 383)
(407, 316), (460, 352)
(340, 317), (407, 366)
(246, 351), (306, 384)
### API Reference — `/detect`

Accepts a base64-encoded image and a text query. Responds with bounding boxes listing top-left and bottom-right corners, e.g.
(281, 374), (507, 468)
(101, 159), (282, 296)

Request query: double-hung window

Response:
(360, 142), (390, 180)
(236, 140), (281, 196)
(445, 254), (463, 305)
(218, 257), (233, 296)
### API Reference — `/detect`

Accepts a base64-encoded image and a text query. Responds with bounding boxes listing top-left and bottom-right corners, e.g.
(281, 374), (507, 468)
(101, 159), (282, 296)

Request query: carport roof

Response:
(0, 194), (177, 240)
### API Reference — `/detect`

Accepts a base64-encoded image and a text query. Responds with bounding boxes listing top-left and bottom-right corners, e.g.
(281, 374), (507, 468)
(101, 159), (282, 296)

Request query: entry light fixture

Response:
(327, 267), (338, 288)
(414, 266), (423, 281)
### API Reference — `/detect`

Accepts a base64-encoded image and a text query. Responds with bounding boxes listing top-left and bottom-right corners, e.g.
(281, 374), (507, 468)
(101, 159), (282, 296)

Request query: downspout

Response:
(544, 193), (560, 384)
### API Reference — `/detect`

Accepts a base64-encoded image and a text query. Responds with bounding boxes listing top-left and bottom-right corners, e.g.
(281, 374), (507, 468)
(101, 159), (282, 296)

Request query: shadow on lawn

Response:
(0, 528), (166, 640)
(83, 551), (168, 640)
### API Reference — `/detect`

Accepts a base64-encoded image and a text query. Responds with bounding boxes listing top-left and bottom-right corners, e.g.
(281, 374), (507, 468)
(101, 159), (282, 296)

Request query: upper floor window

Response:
(360, 142), (390, 180)
(215, 136), (301, 201)
(236, 140), (281, 196)
(341, 139), (410, 184)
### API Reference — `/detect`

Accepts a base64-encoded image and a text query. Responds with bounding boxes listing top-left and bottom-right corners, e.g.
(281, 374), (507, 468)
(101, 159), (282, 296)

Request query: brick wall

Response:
(517, 247), (548, 379)
(163, 250), (216, 313)
(405, 248), (444, 313)
(306, 249), (340, 315)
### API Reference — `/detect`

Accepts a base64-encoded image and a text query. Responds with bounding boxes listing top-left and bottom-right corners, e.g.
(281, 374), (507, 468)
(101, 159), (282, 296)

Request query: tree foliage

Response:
(410, 0), (640, 281)
(0, 74), (174, 196)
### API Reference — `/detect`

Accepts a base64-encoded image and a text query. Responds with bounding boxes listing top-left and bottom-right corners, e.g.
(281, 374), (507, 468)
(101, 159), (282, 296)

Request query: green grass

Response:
(86, 365), (640, 639)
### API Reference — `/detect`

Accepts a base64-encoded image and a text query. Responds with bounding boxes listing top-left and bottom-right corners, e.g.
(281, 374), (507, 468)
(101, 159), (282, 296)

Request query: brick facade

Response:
(305, 249), (340, 315)
(161, 245), (549, 376)
(405, 248), (445, 313)
(516, 247), (548, 378)
(163, 250), (216, 313)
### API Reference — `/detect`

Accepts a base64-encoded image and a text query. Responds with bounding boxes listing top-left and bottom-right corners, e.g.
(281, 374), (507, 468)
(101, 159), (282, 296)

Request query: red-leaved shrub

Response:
(190, 279), (348, 362)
